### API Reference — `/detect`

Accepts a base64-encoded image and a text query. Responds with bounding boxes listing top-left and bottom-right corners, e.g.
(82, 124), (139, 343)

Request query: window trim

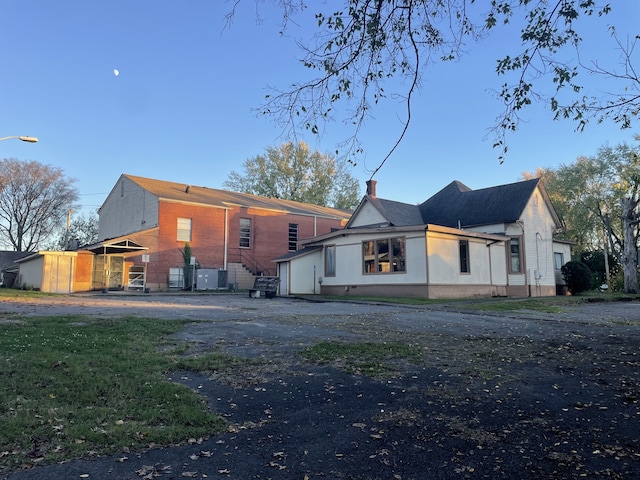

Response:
(324, 244), (336, 277)
(459, 239), (470, 274)
(509, 236), (524, 274)
(288, 223), (299, 252)
(554, 252), (564, 270)
(168, 267), (184, 289)
(362, 236), (406, 275)
(177, 217), (192, 242)
(239, 218), (251, 248)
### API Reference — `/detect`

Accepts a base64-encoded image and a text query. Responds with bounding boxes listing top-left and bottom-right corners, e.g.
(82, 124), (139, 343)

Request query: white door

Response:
(279, 263), (289, 296)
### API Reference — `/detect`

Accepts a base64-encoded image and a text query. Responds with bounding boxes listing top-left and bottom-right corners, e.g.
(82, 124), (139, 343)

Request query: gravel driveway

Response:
(1, 293), (639, 479)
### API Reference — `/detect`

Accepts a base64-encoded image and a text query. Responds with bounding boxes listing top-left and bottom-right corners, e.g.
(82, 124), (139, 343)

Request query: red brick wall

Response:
(226, 207), (347, 276)
(121, 201), (347, 290)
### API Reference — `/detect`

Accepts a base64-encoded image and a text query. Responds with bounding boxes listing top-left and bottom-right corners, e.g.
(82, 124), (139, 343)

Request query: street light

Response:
(0, 135), (38, 143)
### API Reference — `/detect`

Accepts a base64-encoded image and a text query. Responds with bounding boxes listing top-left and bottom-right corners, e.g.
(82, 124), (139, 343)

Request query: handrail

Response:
(238, 249), (274, 276)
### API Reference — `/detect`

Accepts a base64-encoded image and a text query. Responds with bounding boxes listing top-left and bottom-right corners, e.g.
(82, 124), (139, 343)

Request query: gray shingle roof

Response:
(367, 197), (424, 226)
(0, 251), (31, 271)
(419, 179), (540, 228)
(272, 245), (323, 262)
(353, 178), (548, 229)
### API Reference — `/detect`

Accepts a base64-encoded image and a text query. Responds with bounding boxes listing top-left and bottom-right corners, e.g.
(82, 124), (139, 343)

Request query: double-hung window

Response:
(554, 252), (564, 270)
(168, 267), (184, 288)
(239, 218), (251, 248)
(510, 237), (522, 273)
(177, 218), (192, 242)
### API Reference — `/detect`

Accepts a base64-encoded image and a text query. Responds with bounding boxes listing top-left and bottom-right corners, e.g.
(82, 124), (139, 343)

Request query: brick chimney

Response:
(366, 179), (377, 198)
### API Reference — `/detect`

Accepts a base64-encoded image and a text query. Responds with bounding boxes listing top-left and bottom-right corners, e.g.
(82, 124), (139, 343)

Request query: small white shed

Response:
(15, 250), (94, 293)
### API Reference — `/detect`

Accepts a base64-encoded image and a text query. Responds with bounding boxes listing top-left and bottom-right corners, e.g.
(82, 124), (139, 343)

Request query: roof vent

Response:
(185, 185), (190, 193)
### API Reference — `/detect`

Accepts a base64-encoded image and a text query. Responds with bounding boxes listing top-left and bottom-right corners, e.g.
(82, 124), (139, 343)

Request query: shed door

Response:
(47, 256), (73, 293)
(279, 263), (289, 296)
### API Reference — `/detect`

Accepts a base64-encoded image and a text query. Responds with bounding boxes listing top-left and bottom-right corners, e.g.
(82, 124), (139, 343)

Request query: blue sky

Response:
(1, 1), (638, 219)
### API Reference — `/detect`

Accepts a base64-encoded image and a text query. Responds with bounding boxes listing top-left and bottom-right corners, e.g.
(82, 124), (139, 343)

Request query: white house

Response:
(275, 178), (569, 299)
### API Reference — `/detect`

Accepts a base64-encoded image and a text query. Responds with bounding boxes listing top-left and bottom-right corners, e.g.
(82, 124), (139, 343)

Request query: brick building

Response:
(95, 174), (351, 291)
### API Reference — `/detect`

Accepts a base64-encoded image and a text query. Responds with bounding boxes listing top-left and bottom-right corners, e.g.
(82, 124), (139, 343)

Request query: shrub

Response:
(561, 261), (593, 295)
(579, 250), (620, 287)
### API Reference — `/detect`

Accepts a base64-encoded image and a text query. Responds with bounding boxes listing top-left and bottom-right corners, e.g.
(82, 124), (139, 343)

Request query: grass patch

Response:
(0, 315), (229, 473)
(0, 288), (59, 299)
(315, 295), (452, 305)
(302, 341), (423, 377)
(459, 292), (640, 313)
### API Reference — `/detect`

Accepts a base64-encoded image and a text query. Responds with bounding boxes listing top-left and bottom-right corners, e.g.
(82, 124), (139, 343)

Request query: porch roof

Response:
(83, 239), (148, 255)
(273, 245), (323, 263)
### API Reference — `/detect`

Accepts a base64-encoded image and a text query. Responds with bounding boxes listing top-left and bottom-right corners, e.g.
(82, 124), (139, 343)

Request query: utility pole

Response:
(65, 209), (74, 250)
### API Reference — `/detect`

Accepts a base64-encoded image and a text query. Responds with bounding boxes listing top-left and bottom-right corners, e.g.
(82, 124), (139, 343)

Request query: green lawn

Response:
(0, 314), (235, 473)
(303, 341), (423, 376)
(316, 290), (639, 312)
(1, 288), (637, 472)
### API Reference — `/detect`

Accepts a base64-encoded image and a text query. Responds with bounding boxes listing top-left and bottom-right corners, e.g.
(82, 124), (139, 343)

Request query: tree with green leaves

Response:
(527, 140), (640, 293)
(181, 242), (193, 291)
(0, 158), (78, 251)
(223, 141), (361, 210)
(228, 1), (636, 168)
(46, 212), (99, 250)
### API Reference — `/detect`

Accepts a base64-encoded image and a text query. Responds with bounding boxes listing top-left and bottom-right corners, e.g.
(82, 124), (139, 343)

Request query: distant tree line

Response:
(525, 138), (640, 293)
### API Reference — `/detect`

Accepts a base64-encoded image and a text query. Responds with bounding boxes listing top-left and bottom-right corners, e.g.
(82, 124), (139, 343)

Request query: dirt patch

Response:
(2, 293), (640, 479)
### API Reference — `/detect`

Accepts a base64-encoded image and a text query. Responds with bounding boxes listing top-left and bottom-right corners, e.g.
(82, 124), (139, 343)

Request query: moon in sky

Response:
(113, 69), (120, 77)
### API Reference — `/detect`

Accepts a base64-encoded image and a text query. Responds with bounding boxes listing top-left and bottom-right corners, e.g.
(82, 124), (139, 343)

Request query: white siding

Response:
(553, 242), (572, 265)
(553, 241), (572, 286)
(17, 256), (44, 290)
(469, 223), (506, 235)
(489, 242), (508, 286)
(98, 176), (159, 240)
(427, 232), (505, 286)
(348, 200), (388, 227)
(320, 233), (427, 286)
(287, 250), (323, 294)
(520, 188), (557, 291)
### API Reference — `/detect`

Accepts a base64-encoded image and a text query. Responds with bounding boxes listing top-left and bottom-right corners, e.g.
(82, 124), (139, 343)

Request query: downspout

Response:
(424, 227), (430, 295)
(487, 240), (493, 295)
(535, 232), (543, 296)
(223, 209), (228, 270)
(314, 216), (317, 236)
